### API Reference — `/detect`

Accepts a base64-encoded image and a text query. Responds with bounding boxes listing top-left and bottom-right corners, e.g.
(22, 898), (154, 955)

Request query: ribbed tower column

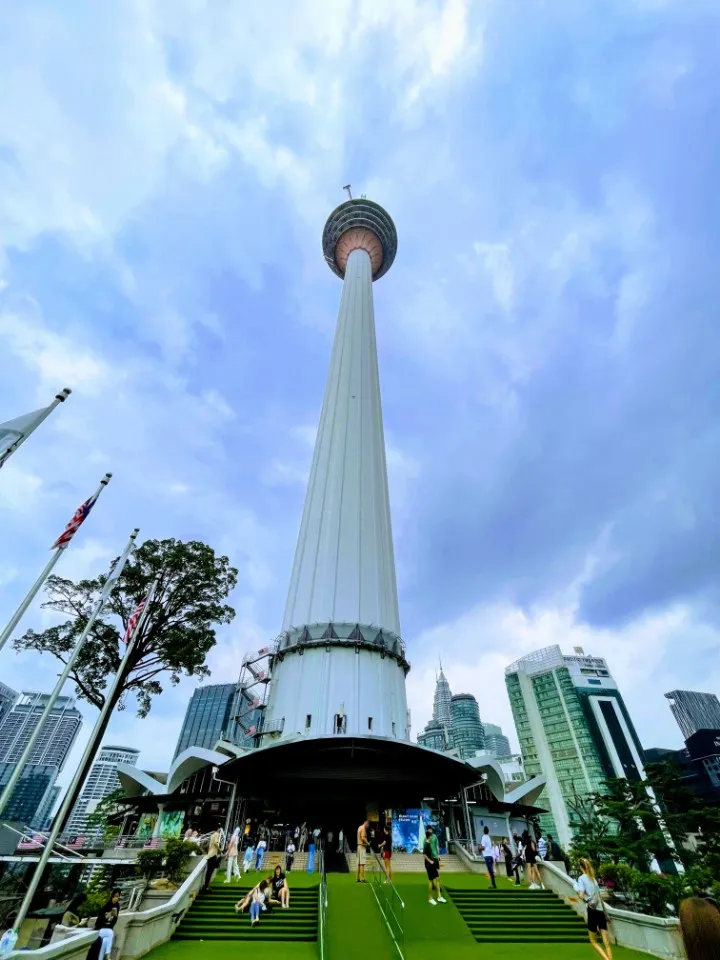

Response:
(264, 198), (409, 742)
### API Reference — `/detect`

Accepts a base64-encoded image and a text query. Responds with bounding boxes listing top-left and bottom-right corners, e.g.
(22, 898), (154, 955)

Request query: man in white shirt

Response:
(480, 826), (497, 889)
(537, 833), (548, 861)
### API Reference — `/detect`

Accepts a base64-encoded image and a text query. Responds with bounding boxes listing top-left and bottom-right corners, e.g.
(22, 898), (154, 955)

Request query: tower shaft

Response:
(283, 247), (400, 633)
(264, 209), (408, 742)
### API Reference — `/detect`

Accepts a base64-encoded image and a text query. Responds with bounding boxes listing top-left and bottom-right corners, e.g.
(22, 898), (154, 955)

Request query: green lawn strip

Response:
(147, 939), (316, 960)
(325, 874), (396, 958)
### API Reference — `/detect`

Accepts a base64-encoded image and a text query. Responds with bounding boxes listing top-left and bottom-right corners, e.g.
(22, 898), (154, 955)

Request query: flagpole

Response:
(0, 528), (140, 820)
(0, 388), (71, 469)
(0, 472), (112, 655)
(10, 577), (160, 935)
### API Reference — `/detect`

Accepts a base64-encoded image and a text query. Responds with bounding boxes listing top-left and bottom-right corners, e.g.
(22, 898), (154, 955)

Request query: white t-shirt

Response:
(480, 834), (493, 858)
(256, 839), (267, 851)
(574, 874), (603, 910)
(286, 843), (296, 855)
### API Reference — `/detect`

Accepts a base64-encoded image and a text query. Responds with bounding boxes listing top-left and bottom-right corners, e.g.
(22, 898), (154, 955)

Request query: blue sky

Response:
(1, 0), (719, 782)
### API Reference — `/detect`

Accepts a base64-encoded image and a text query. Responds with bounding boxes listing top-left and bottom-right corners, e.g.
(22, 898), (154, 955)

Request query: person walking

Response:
(337, 828), (344, 853)
(574, 858), (612, 960)
(203, 825), (223, 892)
(242, 841), (254, 874)
(679, 897), (720, 960)
(357, 819), (370, 883)
(537, 831), (548, 861)
(85, 889), (120, 960)
(299, 822), (308, 853)
(286, 839), (296, 872)
(423, 825), (446, 905)
(255, 836), (267, 871)
(522, 830), (543, 889)
(225, 827), (241, 883)
(502, 840), (519, 884)
(379, 820), (393, 882)
(480, 826), (497, 888)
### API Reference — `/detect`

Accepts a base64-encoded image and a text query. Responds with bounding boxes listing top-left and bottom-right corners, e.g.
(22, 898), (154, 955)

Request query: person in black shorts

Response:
(574, 859), (611, 960)
(422, 826), (446, 905)
(522, 829), (543, 888)
(269, 864), (290, 909)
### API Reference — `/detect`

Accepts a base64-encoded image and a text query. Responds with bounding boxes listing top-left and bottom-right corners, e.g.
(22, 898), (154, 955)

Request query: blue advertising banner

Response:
(391, 809), (447, 854)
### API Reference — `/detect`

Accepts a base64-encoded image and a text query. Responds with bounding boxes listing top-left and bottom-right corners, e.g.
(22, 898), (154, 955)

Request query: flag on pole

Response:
(50, 495), (100, 550)
(0, 408), (48, 468)
(123, 597), (147, 644)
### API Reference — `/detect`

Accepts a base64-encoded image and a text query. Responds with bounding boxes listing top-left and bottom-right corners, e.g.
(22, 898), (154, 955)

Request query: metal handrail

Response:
(368, 850), (405, 958)
(317, 842), (327, 960)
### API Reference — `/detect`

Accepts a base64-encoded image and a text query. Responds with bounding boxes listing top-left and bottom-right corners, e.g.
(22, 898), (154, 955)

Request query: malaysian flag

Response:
(123, 597), (147, 644)
(50, 495), (99, 550)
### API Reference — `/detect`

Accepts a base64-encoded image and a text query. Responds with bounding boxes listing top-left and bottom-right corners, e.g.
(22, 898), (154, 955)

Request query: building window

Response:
(392, 722), (396, 737)
(334, 714), (347, 735)
(368, 717), (373, 731)
(305, 714), (312, 731)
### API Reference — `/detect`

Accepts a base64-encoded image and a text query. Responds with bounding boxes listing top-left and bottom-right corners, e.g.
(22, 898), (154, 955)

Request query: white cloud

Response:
(407, 600), (715, 754)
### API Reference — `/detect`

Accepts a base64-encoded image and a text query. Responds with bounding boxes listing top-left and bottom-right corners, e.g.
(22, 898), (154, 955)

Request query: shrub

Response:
(78, 889), (110, 920)
(135, 848), (165, 880)
(163, 839), (196, 884)
(598, 862), (635, 894)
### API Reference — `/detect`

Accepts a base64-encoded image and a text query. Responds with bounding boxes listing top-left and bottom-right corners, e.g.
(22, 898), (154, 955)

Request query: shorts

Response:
(425, 858), (440, 881)
(587, 907), (607, 933)
(357, 845), (367, 866)
(383, 849), (392, 860)
(525, 850), (537, 865)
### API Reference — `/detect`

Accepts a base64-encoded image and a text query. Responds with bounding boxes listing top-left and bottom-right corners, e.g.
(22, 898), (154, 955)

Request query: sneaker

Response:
(428, 899), (437, 906)
(529, 883), (539, 890)
(437, 896), (447, 903)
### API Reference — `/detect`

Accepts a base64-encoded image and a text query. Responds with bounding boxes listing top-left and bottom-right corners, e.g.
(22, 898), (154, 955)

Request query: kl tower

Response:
(263, 192), (410, 742)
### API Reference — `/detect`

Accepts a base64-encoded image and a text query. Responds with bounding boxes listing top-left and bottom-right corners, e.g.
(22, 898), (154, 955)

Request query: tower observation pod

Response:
(263, 198), (409, 741)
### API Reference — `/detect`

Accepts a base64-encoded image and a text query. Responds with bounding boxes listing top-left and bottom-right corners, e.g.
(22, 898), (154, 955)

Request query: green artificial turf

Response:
(145, 869), (656, 960)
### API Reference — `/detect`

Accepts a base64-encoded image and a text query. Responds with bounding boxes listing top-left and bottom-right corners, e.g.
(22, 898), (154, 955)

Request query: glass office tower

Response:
(506, 645), (646, 846)
(173, 684), (237, 759)
(450, 693), (485, 759)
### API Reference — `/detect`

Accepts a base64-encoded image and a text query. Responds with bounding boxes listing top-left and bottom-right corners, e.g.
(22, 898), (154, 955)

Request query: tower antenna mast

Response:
(343, 184), (353, 200)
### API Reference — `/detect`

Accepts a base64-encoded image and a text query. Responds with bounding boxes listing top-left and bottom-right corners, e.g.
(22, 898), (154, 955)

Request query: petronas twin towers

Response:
(263, 198), (410, 742)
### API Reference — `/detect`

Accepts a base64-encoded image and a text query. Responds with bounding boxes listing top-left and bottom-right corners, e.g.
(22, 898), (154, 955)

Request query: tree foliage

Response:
(14, 539), (237, 718)
(85, 788), (130, 835)
(569, 760), (720, 881)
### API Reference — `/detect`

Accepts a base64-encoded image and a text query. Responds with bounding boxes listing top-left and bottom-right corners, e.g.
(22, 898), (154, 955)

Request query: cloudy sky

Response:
(1, 0), (719, 786)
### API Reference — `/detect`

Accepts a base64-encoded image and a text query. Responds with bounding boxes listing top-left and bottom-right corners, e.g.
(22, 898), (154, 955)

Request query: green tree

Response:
(85, 788), (130, 839)
(14, 539), (237, 718)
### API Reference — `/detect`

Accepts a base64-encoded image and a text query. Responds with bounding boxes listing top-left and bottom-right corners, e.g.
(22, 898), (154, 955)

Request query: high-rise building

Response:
(433, 667), (453, 741)
(0, 682), (17, 722)
(505, 645), (646, 847)
(665, 690), (720, 741)
(483, 723), (511, 758)
(450, 694), (485, 759)
(34, 785), (60, 831)
(66, 745), (140, 836)
(417, 719), (446, 752)
(0, 692), (82, 826)
(262, 198), (409, 741)
(173, 684), (237, 759)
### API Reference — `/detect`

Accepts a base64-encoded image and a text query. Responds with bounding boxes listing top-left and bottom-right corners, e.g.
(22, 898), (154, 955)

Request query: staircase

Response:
(174, 883), (319, 943)
(446, 886), (587, 944)
(345, 852), (469, 873)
